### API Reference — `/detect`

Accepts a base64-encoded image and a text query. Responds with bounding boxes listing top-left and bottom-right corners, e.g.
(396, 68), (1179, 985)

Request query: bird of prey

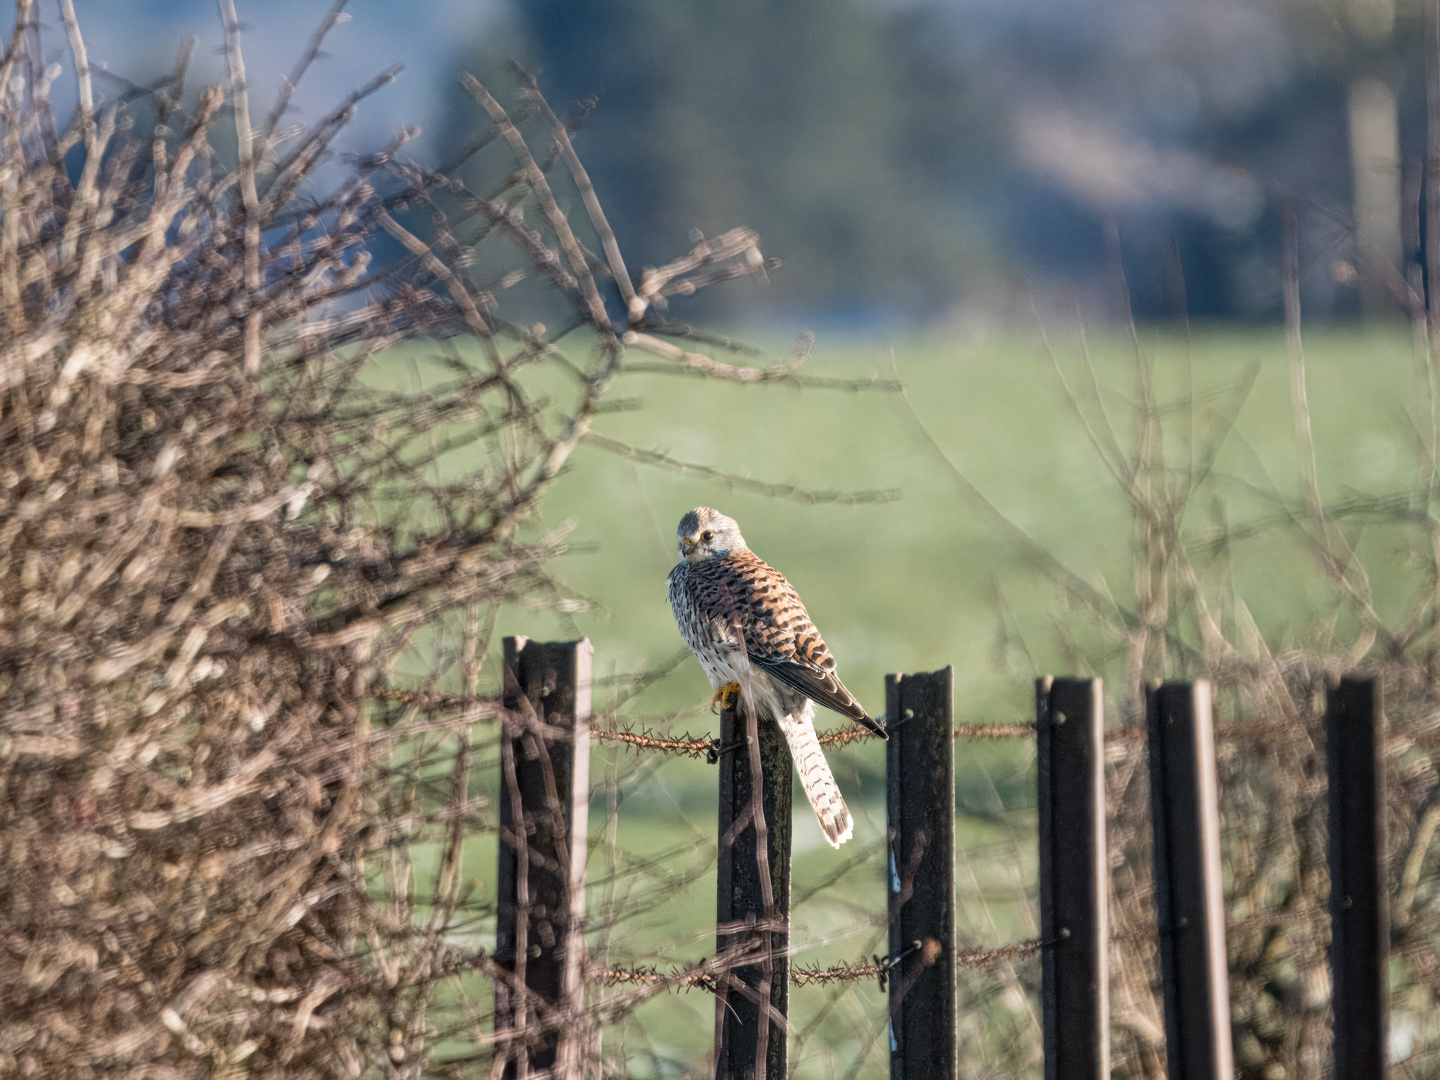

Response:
(667, 507), (886, 847)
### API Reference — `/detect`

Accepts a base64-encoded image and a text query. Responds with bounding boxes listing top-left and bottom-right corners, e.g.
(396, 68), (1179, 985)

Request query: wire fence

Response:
(347, 619), (1440, 1079)
(452, 646), (1440, 1080)
(599, 938), (1048, 993)
(566, 715), (1440, 757)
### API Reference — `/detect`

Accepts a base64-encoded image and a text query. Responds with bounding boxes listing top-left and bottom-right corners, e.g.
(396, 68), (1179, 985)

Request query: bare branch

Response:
(58, 0), (93, 133)
(581, 430), (901, 505)
(260, 0), (352, 144)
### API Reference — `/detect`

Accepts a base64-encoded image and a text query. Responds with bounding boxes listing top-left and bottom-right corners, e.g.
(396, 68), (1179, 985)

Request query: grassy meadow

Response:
(382, 320), (1422, 1077)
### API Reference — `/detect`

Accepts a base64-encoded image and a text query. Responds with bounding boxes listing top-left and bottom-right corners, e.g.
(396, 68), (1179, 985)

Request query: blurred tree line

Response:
(445, 0), (1002, 321)
(442, 0), (1431, 323)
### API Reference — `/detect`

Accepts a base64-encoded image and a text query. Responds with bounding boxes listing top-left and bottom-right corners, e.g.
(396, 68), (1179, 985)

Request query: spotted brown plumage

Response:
(667, 507), (885, 847)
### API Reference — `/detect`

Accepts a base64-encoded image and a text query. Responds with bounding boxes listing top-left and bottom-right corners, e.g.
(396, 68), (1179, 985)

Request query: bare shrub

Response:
(0, 2), (790, 1075)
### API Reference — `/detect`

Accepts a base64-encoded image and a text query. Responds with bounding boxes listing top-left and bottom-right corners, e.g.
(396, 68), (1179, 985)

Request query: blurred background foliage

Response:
(448, 0), (997, 318)
(458, 0), (1432, 321)
(53, 0), (1431, 322)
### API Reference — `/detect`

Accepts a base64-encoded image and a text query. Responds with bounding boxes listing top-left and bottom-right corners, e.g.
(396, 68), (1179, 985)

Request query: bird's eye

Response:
(701, 530), (714, 543)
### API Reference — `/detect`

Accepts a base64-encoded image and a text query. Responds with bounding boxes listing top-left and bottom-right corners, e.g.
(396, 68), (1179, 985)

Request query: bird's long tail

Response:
(776, 701), (854, 847)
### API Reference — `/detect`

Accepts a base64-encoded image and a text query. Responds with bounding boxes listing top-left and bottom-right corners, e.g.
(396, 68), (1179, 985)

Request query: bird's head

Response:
(676, 507), (748, 563)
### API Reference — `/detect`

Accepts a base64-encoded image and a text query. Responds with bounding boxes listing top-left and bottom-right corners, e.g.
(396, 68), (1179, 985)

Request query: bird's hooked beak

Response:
(681, 536), (697, 547)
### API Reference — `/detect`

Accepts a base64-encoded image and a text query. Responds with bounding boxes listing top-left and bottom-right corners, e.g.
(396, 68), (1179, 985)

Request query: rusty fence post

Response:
(496, 637), (592, 1080)
(1036, 677), (1109, 1080)
(886, 667), (956, 1080)
(714, 699), (792, 1080)
(1147, 680), (1233, 1080)
(1326, 675), (1387, 1080)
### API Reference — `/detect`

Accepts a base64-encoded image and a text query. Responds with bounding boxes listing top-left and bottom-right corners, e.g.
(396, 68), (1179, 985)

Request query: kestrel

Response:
(667, 507), (886, 847)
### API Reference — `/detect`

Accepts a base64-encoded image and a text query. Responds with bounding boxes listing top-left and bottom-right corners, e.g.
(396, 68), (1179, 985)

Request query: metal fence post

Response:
(1036, 677), (1109, 1080)
(496, 636), (593, 1080)
(1147, 680), (1234, 1080)
(886, 667), (956, 1080)
(1326, 675), (1387, 1080)
(715, 700), (792, 1080)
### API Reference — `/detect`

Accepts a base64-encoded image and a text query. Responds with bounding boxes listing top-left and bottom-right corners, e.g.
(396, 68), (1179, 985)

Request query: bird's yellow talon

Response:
(711, 682), (741, 713)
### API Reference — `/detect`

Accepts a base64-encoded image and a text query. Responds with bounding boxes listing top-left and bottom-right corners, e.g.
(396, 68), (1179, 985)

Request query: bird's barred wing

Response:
(687, 551), (873, 727)
(756, 654), (869, 725)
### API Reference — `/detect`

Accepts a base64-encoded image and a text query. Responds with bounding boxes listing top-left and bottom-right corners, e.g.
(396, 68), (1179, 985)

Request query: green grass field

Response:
(384, 321), (1423, 1076)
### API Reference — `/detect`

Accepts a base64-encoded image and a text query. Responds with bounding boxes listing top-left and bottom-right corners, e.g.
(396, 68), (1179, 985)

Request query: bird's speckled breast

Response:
(668, 550), (834, 671)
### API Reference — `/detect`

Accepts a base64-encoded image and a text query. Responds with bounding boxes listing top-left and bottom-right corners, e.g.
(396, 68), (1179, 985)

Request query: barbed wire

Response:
(787, 959), (886, 986)
(373, 692), (1440, 754)
(589, 722), (1039, 759)
(591, 725), (716, 759)
(599, 937), (1047, 994)
(957, 938), (1046, 965)
(595, 906), (1338, 996)
(597, 963), (717, 992)
(953, 724), (1038, 740)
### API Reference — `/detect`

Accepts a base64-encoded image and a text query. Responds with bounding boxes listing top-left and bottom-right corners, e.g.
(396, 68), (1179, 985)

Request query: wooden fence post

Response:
(886, 667), (956, 1080)
(496, 637), (592, 1080)
(1326, 675), (1387, 1080)
(1146, 680), (1234, 1080)
(1036, 677), (1109, 1080)
(714, 700), (792, 1080)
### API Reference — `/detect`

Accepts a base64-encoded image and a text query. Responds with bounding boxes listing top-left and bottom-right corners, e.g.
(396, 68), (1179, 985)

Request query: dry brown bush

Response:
(0, 2), (794, 1075)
